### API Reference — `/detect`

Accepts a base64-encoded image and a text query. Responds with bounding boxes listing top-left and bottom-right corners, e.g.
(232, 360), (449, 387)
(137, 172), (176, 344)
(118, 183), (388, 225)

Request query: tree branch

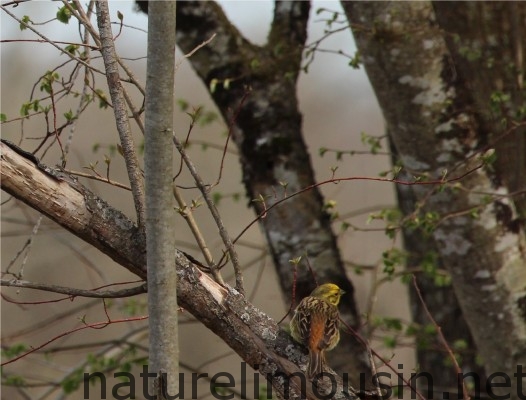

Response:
(0, 279), (147, 299)
(95, 1), (146, 230)
(0, 139), (146, 279)
(0, 139), (362, 400)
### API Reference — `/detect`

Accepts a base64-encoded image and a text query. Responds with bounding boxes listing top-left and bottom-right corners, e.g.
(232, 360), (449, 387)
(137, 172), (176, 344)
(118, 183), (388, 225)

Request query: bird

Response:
(289, 283), (345, 379)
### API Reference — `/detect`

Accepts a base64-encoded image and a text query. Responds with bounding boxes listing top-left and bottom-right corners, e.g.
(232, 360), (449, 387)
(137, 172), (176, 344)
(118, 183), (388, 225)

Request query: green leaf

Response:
(0, 113), (7, 122)
(177, 99), (189, 111)
(3, 375), (26, 386)
(383, 317), (403, 331)
(453, 339), (468, 351)
(64, 44), (79, 55)
(250, 58), (260, 70)
(40, 71), (59, 93)
(117, 10), (124, 21)
(56, 6), (72, 24)
(64, 109), (74, 122)
(348, 51), (361, 69)
(212, 192), (222, 205)
(197, 110), (218, 127)
(383, 336), (397, 348)
(382, 248), (406, 275)
(19, 15), (31, 30)
(61, 368), (84, 393)
(2, 343), (28, 358)
(94, 89), (109, 109)
(20, 102), (31, 117)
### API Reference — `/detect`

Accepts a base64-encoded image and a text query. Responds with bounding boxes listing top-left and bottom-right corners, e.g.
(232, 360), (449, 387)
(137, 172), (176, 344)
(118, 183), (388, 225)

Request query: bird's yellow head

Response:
(310, 283), (345, 306)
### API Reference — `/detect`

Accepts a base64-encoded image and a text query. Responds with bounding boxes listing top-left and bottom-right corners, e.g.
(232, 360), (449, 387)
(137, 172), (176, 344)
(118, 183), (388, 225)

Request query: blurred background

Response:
(1, 1), (413, 399)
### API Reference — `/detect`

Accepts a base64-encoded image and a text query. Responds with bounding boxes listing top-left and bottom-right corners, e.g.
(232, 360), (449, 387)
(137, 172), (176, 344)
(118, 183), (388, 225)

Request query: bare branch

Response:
(0, 138), (361, 399)
(0, 5), (105, 76)
(413, 275), (470, 400)
(0, 139), (146, 279)
(63, 169), (131, 190)
(95, 1), (146, 229)
(173, 185), (216, 272)
(173, 134), (242, 294)
(1, 279), (147, 298)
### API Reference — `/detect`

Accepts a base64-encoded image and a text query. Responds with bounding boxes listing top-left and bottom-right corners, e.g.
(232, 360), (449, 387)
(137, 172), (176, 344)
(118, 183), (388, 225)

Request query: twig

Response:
(64, 169), (131, 190)
(341, 320), (425, 400)
(5, 215), (42, 278)
(1, 313), (149, 366)
(173, 134), (244, 295)
(367, 343), (382, 400)
(63, 1), (95, 159)
(185, 33), (217, 59)
(1, 298), (100, 341)
(122, 85), (145, 133)
(0, 5), (105, 76)
(213, 88), (250, 187)
(229, 162), (486, 256)
(173, 185), (224, 285)
(1, 0), (31, 7)
(95, 1), (145, 229)
(0, 39), (98, 49)
(69, 0), (146, 99)
(1, 279), (147, 299)
(278, 259), (299, 324)
(412, 275), (470, 400)
(68, 0), (101, 47)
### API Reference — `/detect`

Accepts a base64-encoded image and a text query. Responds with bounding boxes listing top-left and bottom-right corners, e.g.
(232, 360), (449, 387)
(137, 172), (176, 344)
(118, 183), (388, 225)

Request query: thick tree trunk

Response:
(344, 1), (526, 398)
(390, 138), (487, 397)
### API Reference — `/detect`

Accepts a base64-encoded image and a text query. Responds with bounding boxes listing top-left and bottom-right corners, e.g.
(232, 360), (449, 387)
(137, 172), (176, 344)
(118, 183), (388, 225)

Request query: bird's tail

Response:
(308, 350), (324, 379)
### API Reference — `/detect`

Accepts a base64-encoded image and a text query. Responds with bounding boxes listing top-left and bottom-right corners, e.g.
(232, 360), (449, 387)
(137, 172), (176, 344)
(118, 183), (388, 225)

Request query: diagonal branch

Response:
(173, 134), (238, 292)
(0, 139), (362, 400)
(95, 1), (146, 230)
(1, 139), (146, 279)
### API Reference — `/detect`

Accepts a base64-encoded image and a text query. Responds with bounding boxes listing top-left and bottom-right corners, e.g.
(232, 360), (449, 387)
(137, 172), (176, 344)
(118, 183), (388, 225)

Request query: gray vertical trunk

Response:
(144, 2), (179, 397)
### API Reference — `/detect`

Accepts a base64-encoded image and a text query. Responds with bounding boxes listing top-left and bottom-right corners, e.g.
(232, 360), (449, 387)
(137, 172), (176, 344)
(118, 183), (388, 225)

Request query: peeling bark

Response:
(1, 139), (365, 400)
(1, 140), (147, 279)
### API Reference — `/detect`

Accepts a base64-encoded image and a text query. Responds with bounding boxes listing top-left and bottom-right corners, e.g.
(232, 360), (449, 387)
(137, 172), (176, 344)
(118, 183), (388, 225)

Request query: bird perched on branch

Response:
(289, 283), (345, 379)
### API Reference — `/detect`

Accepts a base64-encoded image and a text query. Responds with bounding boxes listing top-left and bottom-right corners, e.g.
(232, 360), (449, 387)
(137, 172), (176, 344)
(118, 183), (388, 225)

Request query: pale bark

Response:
(344, 2), (526, 398)
(144, 1), (179, 397)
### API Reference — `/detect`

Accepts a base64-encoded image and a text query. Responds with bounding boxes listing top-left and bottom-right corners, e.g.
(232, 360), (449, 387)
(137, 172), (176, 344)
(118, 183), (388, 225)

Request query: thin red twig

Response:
(1, 314), (148, 366)
(412, 275), (470, 400)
